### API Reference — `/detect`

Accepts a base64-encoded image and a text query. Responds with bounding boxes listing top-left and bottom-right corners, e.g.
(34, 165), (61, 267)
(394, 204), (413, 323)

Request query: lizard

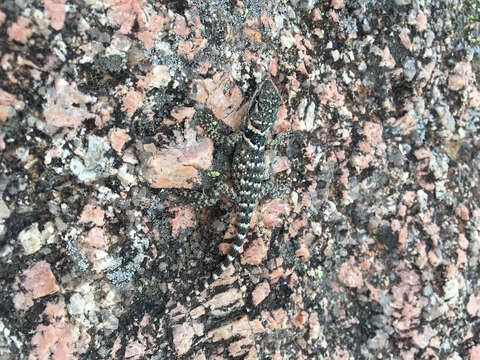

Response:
(168, 79), (283, 302)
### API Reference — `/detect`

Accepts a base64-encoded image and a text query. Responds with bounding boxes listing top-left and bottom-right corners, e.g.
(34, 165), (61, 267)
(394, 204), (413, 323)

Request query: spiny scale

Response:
(188, 79), (282, 301)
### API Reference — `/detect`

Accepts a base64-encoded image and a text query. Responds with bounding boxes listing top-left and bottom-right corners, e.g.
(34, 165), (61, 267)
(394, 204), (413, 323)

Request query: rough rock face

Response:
(1, 0), (480, 359)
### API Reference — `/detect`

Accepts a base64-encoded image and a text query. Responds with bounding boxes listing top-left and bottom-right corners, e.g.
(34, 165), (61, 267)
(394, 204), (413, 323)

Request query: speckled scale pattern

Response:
(192, 79), (282, 298)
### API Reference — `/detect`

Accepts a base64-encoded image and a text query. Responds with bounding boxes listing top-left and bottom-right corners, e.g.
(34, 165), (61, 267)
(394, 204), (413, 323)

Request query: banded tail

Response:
(189, 206), (253, 300)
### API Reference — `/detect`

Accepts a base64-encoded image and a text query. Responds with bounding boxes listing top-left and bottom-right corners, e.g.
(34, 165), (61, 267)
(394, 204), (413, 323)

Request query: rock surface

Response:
(0, 0), (479, 359)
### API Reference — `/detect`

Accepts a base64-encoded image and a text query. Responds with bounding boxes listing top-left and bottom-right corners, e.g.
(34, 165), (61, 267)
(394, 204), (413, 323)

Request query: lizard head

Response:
(246, 80), (282, 133)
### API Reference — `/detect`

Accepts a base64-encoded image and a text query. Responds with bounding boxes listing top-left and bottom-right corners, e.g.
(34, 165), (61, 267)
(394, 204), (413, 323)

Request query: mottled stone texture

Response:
(1, 0), (480, 359)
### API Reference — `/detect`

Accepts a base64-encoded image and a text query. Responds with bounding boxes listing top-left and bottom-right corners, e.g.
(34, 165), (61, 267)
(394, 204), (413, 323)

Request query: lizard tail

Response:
(190, 206), (254, 299)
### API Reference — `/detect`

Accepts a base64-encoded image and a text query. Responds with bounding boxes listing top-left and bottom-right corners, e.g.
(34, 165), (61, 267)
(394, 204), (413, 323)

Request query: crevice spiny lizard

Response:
(186, 79), (283, 301)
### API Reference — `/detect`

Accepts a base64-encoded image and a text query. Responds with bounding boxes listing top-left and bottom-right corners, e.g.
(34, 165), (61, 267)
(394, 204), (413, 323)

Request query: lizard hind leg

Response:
(165, 181), (237, 209)
(266, 130), (301, 151)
